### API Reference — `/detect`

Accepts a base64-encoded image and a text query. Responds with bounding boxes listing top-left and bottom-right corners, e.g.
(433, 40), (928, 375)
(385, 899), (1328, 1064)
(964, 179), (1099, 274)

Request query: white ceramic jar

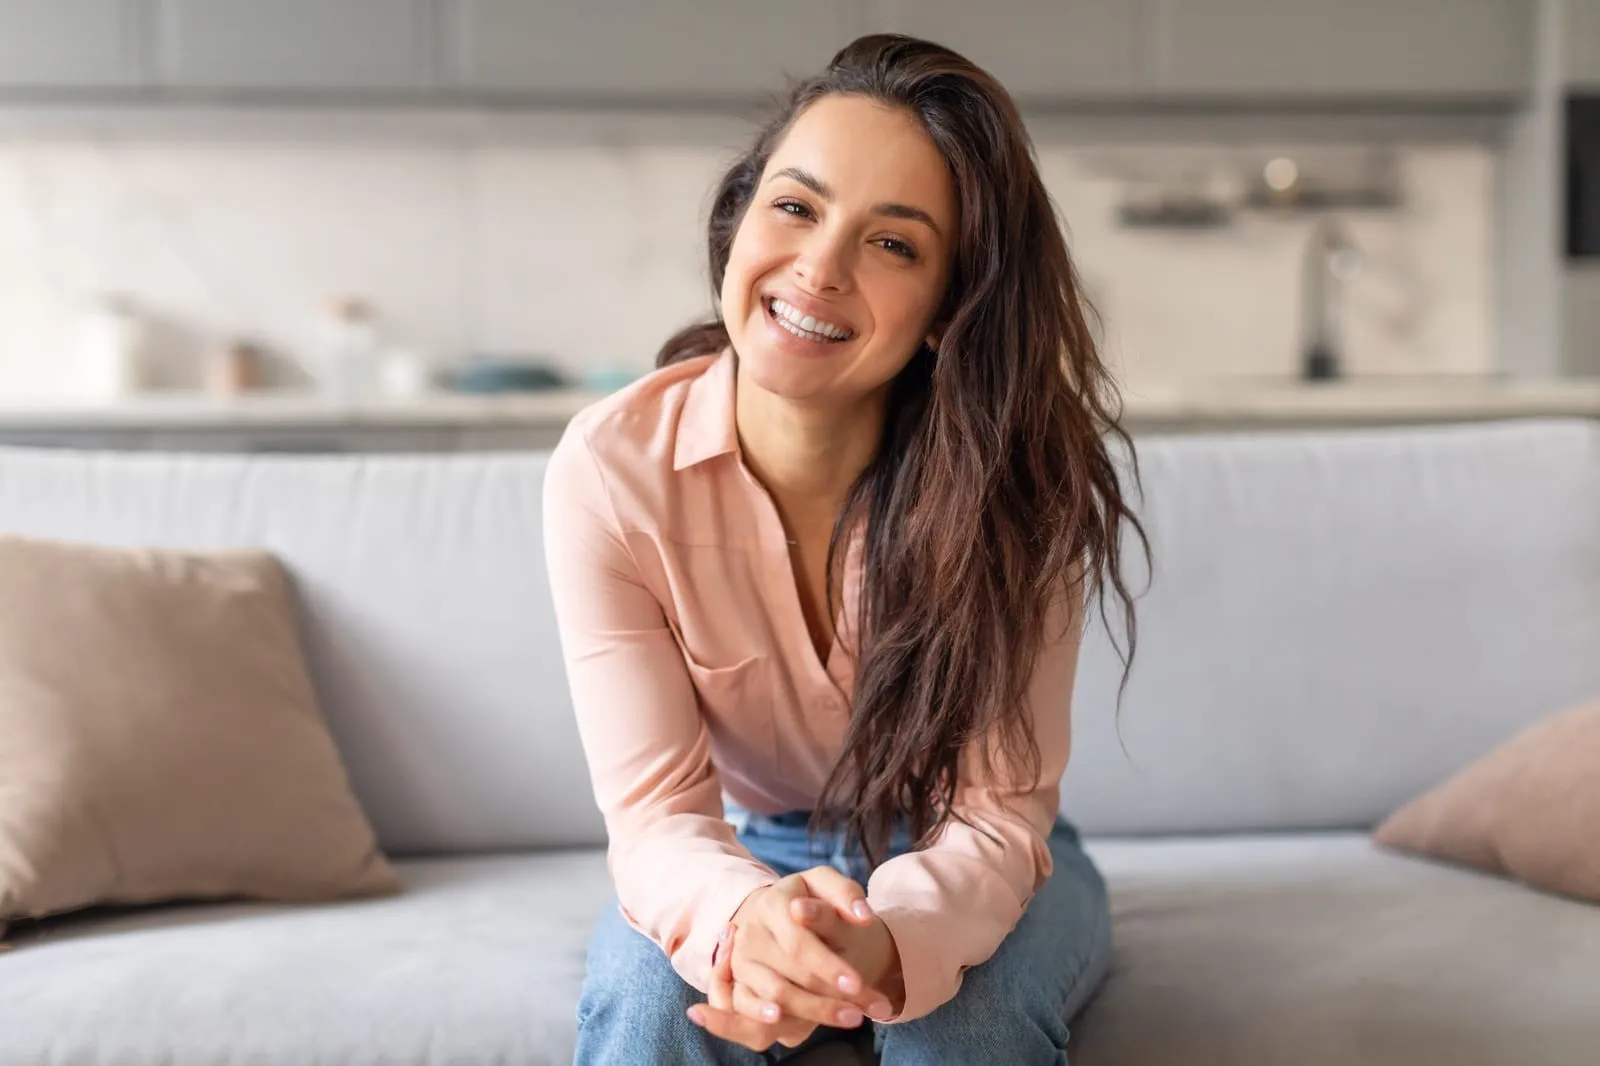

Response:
(75, 295), (147, 399)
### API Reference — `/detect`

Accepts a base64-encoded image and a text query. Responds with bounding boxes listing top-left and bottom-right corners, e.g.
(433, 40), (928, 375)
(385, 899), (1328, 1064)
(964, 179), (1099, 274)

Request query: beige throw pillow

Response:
(1374, 700), (1600, 903)
(0, 535), (399, 938)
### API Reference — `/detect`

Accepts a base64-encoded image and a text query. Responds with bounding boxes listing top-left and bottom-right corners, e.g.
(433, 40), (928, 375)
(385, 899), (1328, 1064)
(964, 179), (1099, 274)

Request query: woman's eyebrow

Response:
(769, 165), (942, 237)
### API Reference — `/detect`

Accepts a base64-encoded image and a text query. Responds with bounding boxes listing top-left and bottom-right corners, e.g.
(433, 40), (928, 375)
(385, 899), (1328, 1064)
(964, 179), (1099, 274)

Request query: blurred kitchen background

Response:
(0, 0), (1597, 451)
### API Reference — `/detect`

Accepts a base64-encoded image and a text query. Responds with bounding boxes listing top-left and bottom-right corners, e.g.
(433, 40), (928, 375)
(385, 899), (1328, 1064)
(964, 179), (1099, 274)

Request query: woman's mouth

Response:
(765, 297), (854, 344)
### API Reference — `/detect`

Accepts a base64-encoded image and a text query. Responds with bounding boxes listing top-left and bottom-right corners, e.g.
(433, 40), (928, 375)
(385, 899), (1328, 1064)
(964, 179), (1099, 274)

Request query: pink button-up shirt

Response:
(542, 349), (1082, 1022)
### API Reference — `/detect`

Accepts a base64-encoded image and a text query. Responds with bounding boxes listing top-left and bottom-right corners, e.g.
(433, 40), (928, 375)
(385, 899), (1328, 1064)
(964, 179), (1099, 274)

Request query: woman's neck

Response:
(734, 367), (884, 523)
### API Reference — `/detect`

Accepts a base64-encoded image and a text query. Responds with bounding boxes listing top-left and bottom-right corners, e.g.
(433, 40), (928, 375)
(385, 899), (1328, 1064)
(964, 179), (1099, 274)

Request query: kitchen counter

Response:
(0, 388), (611, 430)
(1117, 376), (1600, 429)
(0, 378), (1598, 452)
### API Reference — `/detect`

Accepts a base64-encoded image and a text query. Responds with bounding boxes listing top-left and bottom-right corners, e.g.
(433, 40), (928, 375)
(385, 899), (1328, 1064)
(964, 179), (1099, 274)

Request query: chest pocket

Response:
(677, 646), (776, 770)
(633, 533), (780, 765)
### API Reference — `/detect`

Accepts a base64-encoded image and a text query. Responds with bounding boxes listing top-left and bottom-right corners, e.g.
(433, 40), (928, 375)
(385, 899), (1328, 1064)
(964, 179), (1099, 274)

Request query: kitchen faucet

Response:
(1300, 216), (1363, 381)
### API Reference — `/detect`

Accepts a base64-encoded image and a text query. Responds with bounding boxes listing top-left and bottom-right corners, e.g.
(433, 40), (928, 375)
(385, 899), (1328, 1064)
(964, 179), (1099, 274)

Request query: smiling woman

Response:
(546, 33), (1146, 1066)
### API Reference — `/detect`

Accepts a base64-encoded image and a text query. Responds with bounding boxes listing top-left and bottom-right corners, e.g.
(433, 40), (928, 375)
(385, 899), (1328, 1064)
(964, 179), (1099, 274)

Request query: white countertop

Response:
(0, 388), (612, 429)
(1118, 376), (1600, 424)
(1, 378), (1599, 430)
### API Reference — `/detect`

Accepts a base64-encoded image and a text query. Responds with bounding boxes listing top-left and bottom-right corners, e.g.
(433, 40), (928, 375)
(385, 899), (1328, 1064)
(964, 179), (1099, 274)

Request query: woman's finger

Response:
(790, 897), (844, 936)
(796, 866), (874, 925)
(728, 965), (783, 1028)
(787, 899), (867, 991)
(686, 1003), (782, 1053)
(693, 928), (785, 1057)
(735, 879), (886, 1014)
(691, 934), (813, 1054)
(755, 916), (884, 1007)
(743, 882), (862, 995)
(737, 958), (867, 1031)
(729, 979), (822, 1047)
(695, 920), (818, 1049)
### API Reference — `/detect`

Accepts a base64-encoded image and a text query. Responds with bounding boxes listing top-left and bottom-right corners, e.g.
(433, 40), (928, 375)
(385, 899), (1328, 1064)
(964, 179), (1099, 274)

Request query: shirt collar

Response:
(672, 347), (740, 471)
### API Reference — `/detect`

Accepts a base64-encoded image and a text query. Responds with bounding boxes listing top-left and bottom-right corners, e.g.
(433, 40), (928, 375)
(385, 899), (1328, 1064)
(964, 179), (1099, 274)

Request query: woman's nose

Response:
(794, 232), (854, 293)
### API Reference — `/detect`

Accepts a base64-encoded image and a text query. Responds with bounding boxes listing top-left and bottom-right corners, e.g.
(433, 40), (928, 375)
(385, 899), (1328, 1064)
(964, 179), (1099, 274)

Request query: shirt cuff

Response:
(868, 902), (956, 1023)
(663, 869), (777, 994)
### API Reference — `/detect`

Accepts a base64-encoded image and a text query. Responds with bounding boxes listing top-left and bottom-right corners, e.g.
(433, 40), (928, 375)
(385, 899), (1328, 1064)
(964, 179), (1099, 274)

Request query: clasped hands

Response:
(686, 867), (903, 1052)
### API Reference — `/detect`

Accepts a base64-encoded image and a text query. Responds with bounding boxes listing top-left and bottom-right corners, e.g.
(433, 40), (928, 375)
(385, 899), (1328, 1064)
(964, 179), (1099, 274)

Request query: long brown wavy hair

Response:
(658, 34), (1147, 866)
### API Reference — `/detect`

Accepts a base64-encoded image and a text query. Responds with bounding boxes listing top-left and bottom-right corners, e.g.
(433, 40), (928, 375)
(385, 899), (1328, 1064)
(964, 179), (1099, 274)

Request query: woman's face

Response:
(721, 94), (958, 408)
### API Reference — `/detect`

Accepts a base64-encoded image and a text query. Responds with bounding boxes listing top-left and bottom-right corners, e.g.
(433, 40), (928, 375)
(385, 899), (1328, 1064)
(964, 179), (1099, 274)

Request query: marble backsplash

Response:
(0, 120), (1494, 400)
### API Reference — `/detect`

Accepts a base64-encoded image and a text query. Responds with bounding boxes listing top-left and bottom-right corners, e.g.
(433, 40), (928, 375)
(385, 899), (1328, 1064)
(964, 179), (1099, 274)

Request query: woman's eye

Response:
(775, 199), (813, 219)
(877, 237), (918, 261)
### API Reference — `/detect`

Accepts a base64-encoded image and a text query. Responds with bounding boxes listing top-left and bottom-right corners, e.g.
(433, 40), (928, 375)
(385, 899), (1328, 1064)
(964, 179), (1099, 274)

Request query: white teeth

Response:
(769, 298), (850, 341)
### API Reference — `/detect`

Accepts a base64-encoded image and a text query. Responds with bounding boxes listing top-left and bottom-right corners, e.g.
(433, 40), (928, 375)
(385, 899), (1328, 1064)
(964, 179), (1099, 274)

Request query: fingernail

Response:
(687, 1007), (705, 1026)
(837, 1007), (864, 1027)
(760, 1002), (781, 1023)
(837, 973), (860, 995)
(867, 1000), (893, 1021)
(851, 899), (872, 921)
(719, 924), (733, 943)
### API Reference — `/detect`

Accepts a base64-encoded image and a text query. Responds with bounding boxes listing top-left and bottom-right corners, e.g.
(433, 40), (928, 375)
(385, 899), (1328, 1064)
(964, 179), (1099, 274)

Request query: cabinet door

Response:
(154, 0), (433, 92)
(1571, 0), (1600, 88)
(1150, 0), (1531, 101)
(443, 0), (858, 100)
(0, 0), (144, 89)
(869, 0), (1143, 101)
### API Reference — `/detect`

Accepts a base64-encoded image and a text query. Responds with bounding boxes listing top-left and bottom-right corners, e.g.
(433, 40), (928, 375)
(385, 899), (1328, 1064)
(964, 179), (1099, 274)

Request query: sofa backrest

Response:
(0, 447), (602, 855)
(1, 417), (1596, 851)
(1062, 417), (1600, 834)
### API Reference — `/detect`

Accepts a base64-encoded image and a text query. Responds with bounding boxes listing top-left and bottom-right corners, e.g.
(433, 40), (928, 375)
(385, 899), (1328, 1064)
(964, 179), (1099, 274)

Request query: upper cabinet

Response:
(865, 0), (1142, 102)
(1571, 0), (1600, 89)
(152, 0), (434, 94)
(0, 0), (1539, 108)
(0, 0), (144, 90)
(1148, 0), (1531, 102)
(441, 0), (858, 101)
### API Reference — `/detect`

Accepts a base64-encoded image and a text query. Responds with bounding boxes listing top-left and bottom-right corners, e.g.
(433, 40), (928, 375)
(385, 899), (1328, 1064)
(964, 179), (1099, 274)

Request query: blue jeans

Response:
(573, 810), (1111, 1065)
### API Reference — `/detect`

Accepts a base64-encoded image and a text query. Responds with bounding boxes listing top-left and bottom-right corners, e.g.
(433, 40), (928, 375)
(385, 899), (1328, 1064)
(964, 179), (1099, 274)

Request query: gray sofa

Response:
(1, 417), (1598, 1066)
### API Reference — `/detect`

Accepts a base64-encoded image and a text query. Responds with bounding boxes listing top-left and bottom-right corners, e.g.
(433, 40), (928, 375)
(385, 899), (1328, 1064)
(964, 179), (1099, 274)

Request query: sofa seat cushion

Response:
(0, 852), (611, 1066)
(0, 850), (870, 1066)
(1074, 833), (1600, 1066)
(2, 836), (1596, 1066)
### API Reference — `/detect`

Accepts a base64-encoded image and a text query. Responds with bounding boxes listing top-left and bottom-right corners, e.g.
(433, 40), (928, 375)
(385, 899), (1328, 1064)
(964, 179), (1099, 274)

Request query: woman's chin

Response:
(736, 349), (832, 403)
